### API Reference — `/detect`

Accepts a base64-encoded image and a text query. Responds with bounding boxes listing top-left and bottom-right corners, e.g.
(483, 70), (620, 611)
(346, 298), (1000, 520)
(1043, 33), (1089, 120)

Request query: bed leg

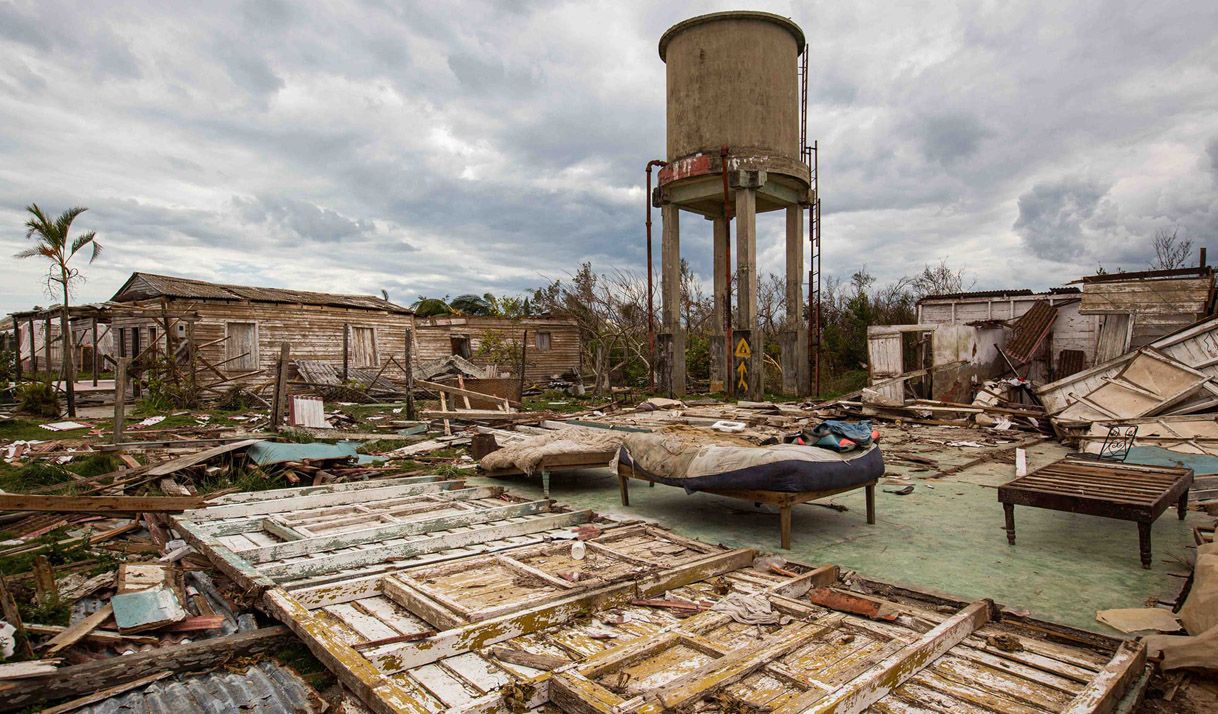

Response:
(780, 505), (792, 550)
(865, 483), (876, 525)
(619, 472), (630, 506)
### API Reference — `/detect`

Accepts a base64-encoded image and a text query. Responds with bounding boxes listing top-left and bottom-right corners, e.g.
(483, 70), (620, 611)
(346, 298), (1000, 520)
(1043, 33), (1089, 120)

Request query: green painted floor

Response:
(467, 441), (1205, 636)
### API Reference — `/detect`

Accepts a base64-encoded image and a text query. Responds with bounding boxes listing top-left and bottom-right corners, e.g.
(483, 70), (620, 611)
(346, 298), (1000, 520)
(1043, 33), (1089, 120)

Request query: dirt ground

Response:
(1137, 672), (1218, 713)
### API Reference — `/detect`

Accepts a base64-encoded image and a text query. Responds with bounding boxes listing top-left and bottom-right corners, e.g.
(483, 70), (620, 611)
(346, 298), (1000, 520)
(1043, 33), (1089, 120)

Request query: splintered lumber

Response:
(39, 671), (172, 714)
(0, 626), (291, 711)
(416, 379), (521, 407)
(0, 660), (61, 680)
(0, 494), (204, 514)
(43, 604), (113, 655)
(24, 623), (158, 646)
(144, 438), (261, 476)
(490, 646), (571, 671)
(422, 409), (542, 422)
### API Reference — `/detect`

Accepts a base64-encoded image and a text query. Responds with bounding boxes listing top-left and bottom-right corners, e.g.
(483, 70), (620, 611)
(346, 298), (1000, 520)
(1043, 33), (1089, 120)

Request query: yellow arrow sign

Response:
(738, 374), (748, 390)
(736, 362), (748, 376)
(734, 338), (751, 359)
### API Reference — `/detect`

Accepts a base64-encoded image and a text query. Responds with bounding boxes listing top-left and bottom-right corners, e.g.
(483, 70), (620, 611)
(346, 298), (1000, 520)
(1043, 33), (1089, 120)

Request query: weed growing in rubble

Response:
(275, 429), (316, 444)
(20, 593), (71, 628)
(0, 462), (74, 494)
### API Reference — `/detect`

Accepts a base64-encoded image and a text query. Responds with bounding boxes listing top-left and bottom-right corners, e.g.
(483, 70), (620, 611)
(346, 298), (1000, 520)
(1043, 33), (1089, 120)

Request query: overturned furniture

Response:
(175, 477), (1148, 714)
(614, 429), (882, 549)
(999, 457), (1193, 568)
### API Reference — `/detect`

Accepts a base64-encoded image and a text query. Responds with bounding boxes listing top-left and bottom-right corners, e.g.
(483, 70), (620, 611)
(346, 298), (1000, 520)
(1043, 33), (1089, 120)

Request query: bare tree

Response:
(1151, 228), (1193, 270)
(909, 259), (968, 299)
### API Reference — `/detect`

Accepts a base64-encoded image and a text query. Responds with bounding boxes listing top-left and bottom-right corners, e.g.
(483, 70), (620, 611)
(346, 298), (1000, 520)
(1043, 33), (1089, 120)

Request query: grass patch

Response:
(0, 462), (75, 494)
(0, 527), (95, 577)
(0, 419), (84, 442)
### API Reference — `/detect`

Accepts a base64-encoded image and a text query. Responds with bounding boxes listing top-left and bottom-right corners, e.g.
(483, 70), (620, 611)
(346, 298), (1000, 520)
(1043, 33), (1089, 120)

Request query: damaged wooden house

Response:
(863, 265), (1217, 408)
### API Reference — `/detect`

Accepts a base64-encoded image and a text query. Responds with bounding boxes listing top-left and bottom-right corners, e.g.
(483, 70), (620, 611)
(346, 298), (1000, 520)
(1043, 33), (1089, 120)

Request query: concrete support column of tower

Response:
(710, 215), (729, 390)
(660, 204), (686, 396)
(782, 204), (810, 395)
(733, 182), (762, 400)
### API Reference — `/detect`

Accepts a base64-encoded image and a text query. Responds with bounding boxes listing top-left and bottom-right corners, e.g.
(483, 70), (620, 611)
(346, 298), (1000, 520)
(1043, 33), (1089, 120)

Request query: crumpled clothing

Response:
(710, 592), (792, 625)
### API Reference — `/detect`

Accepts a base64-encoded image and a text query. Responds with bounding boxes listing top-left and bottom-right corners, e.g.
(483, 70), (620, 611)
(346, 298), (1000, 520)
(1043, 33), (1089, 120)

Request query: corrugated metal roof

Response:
(919, 286), (1081, 304)
(919, 289), (1034, 302)
(78, 660), (325, 714)
(1005, 299), (1057, 364)
(111, 272), (412, 314)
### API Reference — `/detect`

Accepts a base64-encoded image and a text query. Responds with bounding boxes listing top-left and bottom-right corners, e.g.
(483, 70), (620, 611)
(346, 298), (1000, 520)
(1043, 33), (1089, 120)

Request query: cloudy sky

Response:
(1, 1), (1216, 314)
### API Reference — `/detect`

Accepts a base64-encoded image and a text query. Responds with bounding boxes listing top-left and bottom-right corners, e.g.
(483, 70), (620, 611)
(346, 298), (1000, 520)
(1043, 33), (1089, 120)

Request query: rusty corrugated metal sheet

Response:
(112, 272), (412, 314)
(1057, 349), (1086, 378)
(78, 660), (325, 714)
(1005, 299), (1057, 364)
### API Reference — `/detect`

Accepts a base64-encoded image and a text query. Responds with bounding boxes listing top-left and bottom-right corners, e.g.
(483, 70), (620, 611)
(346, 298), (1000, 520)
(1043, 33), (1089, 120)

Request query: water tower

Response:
(653, 11), (813, 399)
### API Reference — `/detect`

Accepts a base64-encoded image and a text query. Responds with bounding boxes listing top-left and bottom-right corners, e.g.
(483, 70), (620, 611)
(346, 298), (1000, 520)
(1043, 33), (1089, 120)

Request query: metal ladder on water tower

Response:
(799, 45), (823, 396)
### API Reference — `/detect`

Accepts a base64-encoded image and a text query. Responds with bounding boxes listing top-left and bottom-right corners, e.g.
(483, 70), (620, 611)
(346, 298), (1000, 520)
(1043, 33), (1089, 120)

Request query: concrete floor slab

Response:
(467, 440), (1203, 636)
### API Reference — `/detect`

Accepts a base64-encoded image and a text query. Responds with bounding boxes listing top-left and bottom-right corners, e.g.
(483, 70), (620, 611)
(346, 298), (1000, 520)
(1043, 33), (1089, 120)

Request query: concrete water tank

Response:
(659, 11), (808, 212)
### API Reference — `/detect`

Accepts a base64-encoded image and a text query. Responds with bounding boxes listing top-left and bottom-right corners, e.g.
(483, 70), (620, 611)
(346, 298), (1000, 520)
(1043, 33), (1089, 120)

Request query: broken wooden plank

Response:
(0, 659), (61, 680)
(42, 604), (113, 655)
(23, 623), (158, 646)
(489, 646), (571, 671)
(1060, 639), (1148, 714)
(416, 379), (521, 407)
(0, 494), (204, 514)
(39, 671), (172, 714)
(0, 626), (290, 711)
(144, 439), (262, 477)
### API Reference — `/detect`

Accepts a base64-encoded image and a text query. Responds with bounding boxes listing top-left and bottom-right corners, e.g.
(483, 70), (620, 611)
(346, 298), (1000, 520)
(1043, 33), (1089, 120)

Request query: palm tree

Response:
(16, 204), (102, 417)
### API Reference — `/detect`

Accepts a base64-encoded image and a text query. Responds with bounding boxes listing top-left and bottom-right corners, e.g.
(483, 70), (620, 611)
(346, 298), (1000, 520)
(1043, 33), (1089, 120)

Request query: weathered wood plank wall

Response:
(414, 316), (581, 381)
(113, 300), (413, 381)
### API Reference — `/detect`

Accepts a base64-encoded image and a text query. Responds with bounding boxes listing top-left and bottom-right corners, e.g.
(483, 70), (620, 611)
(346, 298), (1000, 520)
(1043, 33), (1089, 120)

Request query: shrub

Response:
(15, 381), (59, 417)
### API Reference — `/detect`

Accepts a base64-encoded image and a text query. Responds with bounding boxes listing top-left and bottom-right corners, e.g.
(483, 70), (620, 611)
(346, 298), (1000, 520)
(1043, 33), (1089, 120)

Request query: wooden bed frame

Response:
(617, 460), (876, 549)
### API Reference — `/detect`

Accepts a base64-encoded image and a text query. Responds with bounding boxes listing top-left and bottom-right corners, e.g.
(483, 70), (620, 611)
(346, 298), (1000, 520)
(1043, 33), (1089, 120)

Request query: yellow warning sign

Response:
(734, 337), (752, 359)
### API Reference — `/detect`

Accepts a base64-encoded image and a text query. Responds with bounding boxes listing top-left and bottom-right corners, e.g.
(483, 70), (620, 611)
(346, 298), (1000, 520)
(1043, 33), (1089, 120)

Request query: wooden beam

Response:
(0, 626), (290, 711)
(421, 409), (542, 421)
(40, 672), (171, 714)
(1060, 640), (1147, 714)
(113, 357), (128, 445)
(272, 342), (290, 430)
(0, 494), (204, 514)
(145, 439), (262, 477)
(416, 378), (521, 407)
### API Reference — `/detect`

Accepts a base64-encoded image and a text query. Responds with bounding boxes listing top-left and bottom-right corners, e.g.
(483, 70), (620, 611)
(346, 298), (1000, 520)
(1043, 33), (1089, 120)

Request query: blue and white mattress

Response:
(615, 429), (884, 494)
